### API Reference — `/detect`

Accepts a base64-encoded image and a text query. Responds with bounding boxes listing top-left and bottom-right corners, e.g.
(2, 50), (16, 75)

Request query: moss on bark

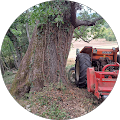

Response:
(10, 21), (74, 98)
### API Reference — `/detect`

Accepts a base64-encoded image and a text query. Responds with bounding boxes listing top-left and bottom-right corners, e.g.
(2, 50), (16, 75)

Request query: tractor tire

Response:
(117, 54), (120, 64)
(68, 67), (75, 83)
(75, 53), (91, 88)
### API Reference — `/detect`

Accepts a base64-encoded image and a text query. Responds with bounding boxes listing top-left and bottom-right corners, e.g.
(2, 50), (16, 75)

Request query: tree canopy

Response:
(2, 0), (113, 44)
(12, 0), (114, 43)
(28, 1), (105, 42)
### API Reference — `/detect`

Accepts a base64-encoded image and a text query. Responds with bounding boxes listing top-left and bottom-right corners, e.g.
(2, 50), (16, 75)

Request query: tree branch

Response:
(74, 31), (92, 43)
(75, 17), (103, 28)
(70, 2), (77, 28)
(70, 2), (103, 28)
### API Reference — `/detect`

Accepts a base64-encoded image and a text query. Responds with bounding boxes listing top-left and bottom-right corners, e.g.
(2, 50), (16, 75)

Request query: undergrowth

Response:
(3, 71), (16, 84)
(19, 87), (71, 120)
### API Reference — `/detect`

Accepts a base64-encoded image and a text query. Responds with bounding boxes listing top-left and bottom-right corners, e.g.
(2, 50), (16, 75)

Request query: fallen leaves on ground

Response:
(14, 81), (103, 119)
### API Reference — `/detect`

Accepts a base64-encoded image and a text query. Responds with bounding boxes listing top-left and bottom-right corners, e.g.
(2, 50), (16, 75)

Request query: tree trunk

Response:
(26, 10), (31, 42)
(10, 1), (85, 98)
(0, 58), (5, 75)
(0, 54), (10, 75)
(10, 1), (102, 98)
(10, 20), (74, 98)
(1, 52), (9, 70)
(6, 29), (22, 68)
(26, 22), (31, 42)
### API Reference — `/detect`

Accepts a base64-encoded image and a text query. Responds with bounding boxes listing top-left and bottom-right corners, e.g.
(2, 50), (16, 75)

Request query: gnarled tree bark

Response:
(10, 1), (103, 98)
(10, 20), (74, 98)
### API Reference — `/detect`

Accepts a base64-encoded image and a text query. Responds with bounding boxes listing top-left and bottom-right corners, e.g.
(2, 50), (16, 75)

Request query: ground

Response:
(3, 39), (118, 120)
(5, 74), (103, 119)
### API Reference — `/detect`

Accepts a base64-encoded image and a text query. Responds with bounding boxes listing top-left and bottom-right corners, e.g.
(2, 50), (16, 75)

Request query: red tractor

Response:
(69, 46), (120, 99)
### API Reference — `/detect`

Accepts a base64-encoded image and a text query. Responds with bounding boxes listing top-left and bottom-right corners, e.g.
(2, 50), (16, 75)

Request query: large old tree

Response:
(10, 0), (104, 98)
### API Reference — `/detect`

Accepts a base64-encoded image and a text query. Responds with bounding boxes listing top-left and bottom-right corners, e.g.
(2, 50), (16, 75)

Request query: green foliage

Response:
(3, 71), (15, 84)
(75, 5), (105, 42)
(1, 10), (34, 69)
(1, 36), (13, 58)
(104, 28), (116, 41)
(13, 13), (26, 27)
(30, 0), (70, 25)
(41, 102), (69, 120)
(75, 5), (116, 42)
(66, 64), (75, 71)
(1, 36), (16, 68)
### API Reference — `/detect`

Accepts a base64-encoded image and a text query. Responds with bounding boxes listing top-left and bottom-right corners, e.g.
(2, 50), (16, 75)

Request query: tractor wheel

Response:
(68, 67), (75, 83)
(117, 54), (120, 64)
(75, 53), (91, 88)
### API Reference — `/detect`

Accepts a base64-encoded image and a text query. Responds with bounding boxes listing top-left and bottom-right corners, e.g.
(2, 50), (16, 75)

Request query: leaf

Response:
(55, 18), (59, 22)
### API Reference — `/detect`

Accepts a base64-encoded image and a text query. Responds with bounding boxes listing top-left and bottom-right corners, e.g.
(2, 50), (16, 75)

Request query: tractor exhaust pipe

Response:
(102, 95), (108, 100)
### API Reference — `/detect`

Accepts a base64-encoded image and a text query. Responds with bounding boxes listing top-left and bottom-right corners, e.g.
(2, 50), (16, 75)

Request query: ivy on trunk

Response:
(10, 0), (103, 98)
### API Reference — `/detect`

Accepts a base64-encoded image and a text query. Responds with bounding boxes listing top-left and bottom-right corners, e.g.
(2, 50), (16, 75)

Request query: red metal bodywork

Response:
(80, 46), (119, 62)
(87, 62), (119, 99)
(79, 46), (119, 99)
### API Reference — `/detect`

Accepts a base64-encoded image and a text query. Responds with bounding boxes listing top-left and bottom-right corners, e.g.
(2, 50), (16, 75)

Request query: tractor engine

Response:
(93, 57), (113, 71)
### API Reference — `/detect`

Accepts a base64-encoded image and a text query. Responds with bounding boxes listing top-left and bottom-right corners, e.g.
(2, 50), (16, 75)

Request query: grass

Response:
(3, 71), (16, 84)
(65, 64), (75, 74)
(41, 102), (70, 120)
